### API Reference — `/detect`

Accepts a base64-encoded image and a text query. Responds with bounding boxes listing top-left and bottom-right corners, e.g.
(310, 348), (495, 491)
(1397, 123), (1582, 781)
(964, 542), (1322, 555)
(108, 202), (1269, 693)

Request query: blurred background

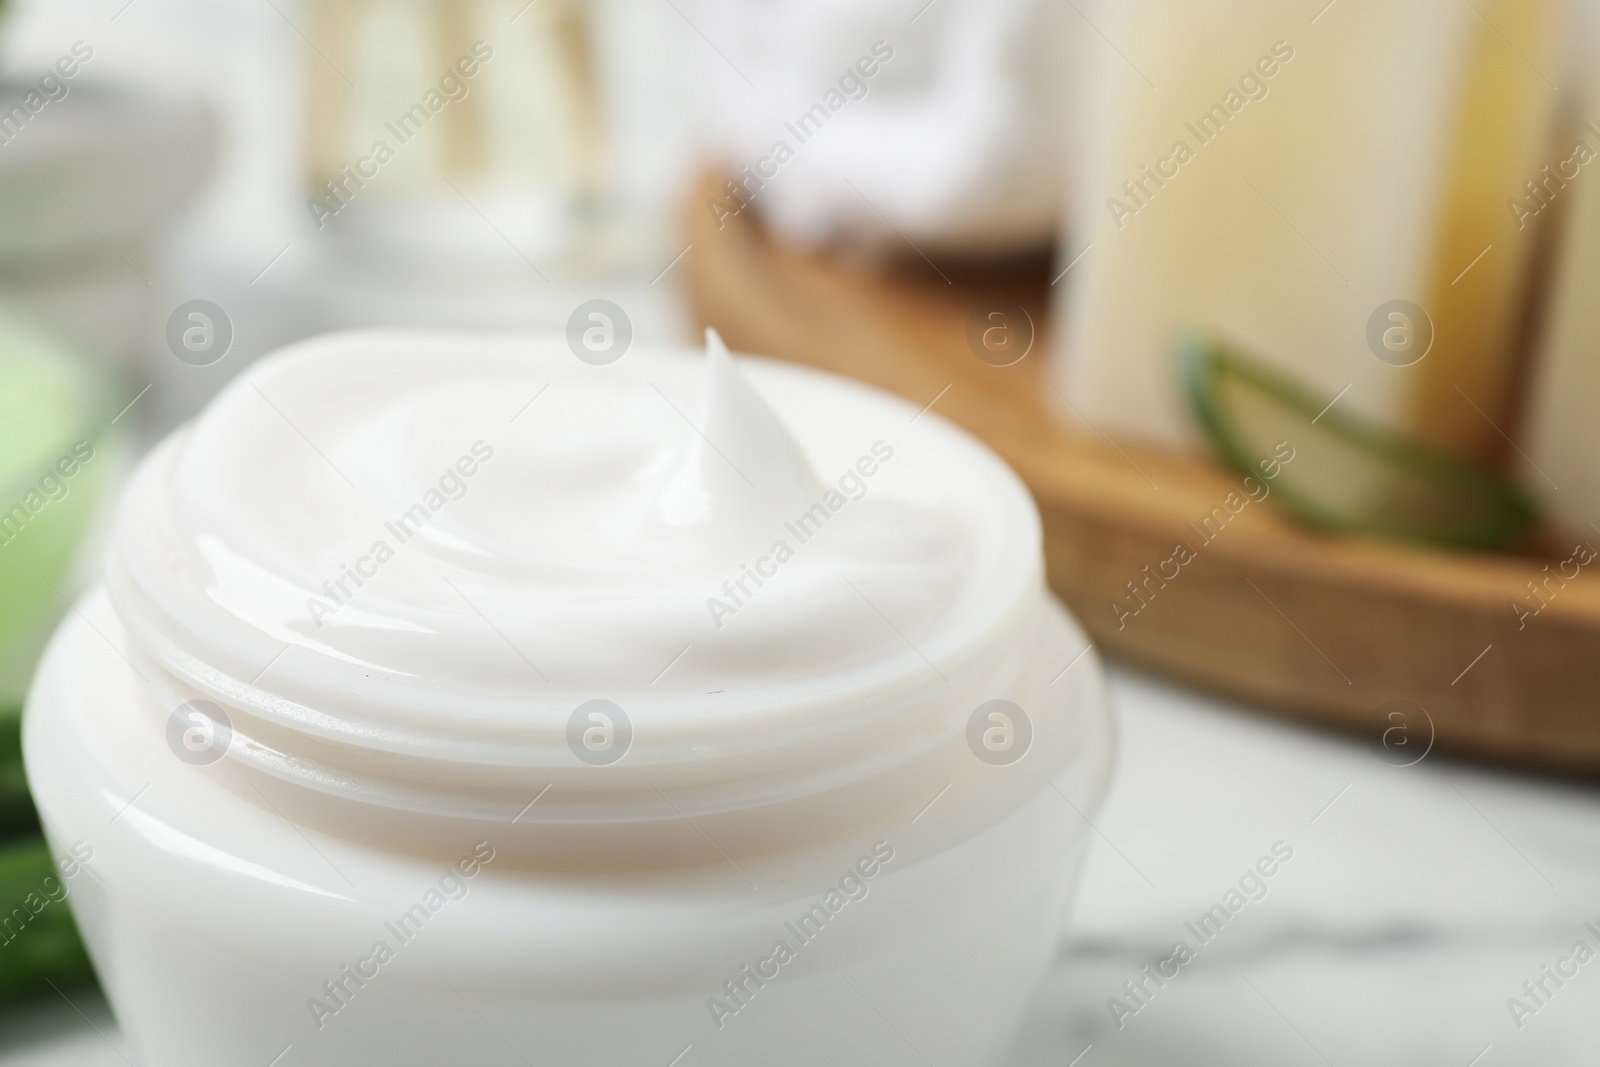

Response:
(6, 0), (1600, 1063)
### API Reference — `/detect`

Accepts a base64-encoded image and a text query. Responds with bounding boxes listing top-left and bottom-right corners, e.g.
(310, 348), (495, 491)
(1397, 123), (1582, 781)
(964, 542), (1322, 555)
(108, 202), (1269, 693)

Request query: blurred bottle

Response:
(1052, 0), (1566, 465)
(1519, 27), (1600, 537)
(0, 310), (120, 707)
(0, 74), (215, 373)
(302, 0), (618, 301)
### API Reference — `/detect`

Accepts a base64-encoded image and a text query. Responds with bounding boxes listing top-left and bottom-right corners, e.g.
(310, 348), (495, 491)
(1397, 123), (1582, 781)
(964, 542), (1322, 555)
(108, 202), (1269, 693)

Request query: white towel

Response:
(691, 0), (1073, 253)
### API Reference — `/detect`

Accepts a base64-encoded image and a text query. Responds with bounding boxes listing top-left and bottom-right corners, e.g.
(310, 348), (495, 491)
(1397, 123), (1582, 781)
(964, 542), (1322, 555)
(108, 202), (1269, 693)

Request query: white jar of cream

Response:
(24, 330), (1113, 1066)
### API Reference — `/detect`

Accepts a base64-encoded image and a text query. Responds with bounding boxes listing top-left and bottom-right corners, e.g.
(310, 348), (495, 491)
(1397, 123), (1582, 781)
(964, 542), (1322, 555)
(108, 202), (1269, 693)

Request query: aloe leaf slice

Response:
(1180, 336), (1536, 550)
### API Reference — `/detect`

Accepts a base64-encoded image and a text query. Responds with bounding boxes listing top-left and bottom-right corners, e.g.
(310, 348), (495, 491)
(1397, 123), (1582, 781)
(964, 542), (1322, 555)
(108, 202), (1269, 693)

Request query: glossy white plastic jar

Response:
(25, 331), (1112, 1066)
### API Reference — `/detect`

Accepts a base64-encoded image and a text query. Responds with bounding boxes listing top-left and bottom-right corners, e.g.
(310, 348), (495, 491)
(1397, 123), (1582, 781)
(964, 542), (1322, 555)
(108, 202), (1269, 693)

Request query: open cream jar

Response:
(25, 330), (1112, 1066)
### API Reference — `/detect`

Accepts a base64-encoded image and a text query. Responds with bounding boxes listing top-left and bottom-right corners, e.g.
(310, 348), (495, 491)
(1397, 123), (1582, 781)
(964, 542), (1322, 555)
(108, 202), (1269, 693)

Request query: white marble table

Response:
(6, 664), (1596, 1066)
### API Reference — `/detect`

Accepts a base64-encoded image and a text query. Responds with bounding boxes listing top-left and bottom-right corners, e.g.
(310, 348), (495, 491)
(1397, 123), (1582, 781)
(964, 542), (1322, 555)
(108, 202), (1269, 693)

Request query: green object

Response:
(0, 310), (116, 704)
(0, 706), (35, 842)
(0, 836), (94, 1002)
(1180, 336), (1536, 550)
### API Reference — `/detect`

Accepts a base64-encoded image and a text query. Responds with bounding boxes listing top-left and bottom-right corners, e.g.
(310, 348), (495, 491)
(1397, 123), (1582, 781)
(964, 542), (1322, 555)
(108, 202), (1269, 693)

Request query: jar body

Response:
(25, 591), (1113, 1067)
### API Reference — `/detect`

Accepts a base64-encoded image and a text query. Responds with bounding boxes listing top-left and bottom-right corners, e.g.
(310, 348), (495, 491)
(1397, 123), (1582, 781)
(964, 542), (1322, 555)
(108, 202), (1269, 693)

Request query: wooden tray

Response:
(683, 179), (1600, 775)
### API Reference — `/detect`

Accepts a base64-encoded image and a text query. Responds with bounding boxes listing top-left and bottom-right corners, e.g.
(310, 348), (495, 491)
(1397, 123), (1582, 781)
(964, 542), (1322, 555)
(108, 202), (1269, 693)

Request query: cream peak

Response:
(651, 329), (822, 533)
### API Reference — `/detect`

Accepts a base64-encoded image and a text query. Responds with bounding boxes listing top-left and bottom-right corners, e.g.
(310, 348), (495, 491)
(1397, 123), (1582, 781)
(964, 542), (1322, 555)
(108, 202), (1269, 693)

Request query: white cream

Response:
(118, 329), (981, 697)
(26, 330), (1112, 1065)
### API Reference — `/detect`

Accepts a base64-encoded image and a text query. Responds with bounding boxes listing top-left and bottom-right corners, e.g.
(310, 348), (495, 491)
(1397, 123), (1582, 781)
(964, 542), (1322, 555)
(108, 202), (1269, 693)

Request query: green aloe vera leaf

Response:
(1180, 336), (1536, 550)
